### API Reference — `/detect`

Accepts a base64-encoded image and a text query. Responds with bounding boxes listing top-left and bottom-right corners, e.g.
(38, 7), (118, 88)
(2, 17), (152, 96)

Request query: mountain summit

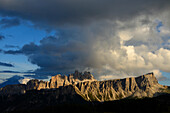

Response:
(0, 72), (167, 100)
(75, 72), (166, 101)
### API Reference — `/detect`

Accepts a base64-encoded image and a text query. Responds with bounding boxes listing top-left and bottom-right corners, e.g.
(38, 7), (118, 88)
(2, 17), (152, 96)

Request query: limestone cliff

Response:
(26, 79), (49, 90)
(0, 71), (96, 93)
(74, 72), (166, 101)
(0, 72), (168, 101)
(25, 70), (96, 90)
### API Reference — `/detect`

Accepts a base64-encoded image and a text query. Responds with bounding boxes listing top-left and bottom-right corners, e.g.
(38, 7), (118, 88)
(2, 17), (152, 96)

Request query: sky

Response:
(0, 0), (170, 86)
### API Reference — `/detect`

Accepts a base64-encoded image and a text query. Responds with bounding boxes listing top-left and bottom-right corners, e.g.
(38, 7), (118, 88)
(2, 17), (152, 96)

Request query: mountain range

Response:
(0, 71), (169, 113)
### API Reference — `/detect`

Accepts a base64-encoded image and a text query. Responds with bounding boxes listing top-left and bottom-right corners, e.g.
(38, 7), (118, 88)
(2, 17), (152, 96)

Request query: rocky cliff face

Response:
(74, 72), (165, 101)
(0, 71), (96, 95)
(0, 72), (167, 101)
(25, 70), (96, 90)
(26, 79), (49, 90)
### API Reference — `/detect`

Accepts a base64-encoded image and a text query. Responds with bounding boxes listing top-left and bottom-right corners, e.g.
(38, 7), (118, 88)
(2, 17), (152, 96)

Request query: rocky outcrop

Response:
(0, 71), (96, 94)
(48, 70), (96, 89)
(49, 74), (70, 88)
(0, 72), (168, 102)
(26, 79), (49, 90)
(44, 71), (95, 89)
(74, 72), (166, 101)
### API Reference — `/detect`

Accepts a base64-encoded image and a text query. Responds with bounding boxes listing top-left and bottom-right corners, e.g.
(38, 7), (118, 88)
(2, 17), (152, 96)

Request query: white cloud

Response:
(19, 78), (30, 84)
(152, 69), (166, 81)
(118, 30), (133, 45)
(99, 75), (125, 81)
(146, 48), (170, 72)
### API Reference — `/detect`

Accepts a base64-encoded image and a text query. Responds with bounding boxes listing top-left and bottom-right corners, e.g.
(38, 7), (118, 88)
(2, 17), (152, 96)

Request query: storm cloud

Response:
(1, 0), (170, 80)
(0, 0), (169, 27)
(4, 19), (170, 80)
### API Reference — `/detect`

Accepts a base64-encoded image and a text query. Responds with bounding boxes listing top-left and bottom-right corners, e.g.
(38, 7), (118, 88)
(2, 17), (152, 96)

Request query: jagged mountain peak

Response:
(72, 70), (95, 80)
(0, 72), (168, 102)
(74, 72), (165, 101)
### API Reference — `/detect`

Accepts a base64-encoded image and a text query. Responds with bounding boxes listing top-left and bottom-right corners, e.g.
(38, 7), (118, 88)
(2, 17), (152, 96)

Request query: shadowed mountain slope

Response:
(0, 72), (169, 113)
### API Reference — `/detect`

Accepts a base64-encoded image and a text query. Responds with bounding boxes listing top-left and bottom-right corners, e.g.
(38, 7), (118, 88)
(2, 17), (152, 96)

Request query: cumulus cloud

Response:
(1, 0), (170, 80)
(152, 69), (166, 81)
(4, 20), (170, 80)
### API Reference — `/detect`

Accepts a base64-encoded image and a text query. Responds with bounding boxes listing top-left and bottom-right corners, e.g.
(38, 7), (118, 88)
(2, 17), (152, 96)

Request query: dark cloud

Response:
(0, 62), (14, 67)
(0, 34), (5, 40)
(0, 0), (169, 27)
(0, 18), (20, 28)
(3, 22), (170, 79)
(0, 70), (34, 74)
(0, 70), (47, 79)
(4, 45), (20, 49)
(3, 25), (120, 76)
(1, 0), (170, 80)
(0, 70), (21, 73)
(124, 39), (147, 47)
(4, 50), (22, 54)
(4, 42), (39, 54)
(23, 75), (49, 79)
